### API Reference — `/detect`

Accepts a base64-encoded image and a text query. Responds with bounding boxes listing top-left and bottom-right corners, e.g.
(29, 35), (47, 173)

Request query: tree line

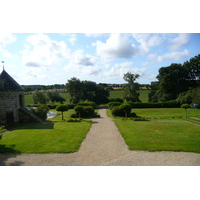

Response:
(31, 54), (200, 107)
(149, 54), (200, 106)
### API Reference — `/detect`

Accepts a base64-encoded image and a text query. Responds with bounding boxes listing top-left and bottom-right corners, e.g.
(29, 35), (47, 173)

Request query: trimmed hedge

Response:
(111, 105), (136, 117)
(128, 101), (181, 108)
(77, 102), (97, 109)
(107, 102), (122, 109)
(71, 105), (100, 118)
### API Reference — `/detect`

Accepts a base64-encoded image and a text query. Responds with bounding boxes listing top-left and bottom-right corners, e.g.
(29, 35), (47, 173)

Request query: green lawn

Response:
(0, 109), (92, 153)
(108, 108), (200, 153)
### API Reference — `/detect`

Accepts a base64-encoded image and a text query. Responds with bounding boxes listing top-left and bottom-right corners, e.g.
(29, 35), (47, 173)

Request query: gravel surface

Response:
(0, 109), (199, 166)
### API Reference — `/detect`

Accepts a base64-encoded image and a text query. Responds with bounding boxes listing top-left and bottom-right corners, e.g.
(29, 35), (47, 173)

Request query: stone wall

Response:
(0, 91), (24, 124)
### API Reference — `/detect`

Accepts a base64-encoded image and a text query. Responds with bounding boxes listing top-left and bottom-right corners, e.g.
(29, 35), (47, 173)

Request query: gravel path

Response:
(0, 109), (199, 166)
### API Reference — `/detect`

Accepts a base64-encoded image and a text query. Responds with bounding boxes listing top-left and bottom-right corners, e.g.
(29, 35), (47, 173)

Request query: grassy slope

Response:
(0, 109), (92, 153)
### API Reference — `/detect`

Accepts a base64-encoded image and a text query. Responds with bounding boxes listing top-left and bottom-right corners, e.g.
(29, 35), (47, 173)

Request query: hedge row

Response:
(108, 101), (181, 109)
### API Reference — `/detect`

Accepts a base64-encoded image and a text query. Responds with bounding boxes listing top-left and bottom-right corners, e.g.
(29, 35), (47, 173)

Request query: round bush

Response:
(111, 106), (125, 117)
(119, 103), (132, 116)
(83, 106), (95, 118)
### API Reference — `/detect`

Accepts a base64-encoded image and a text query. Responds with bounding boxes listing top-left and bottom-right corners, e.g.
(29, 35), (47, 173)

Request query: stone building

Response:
(0, 69), (43, 124)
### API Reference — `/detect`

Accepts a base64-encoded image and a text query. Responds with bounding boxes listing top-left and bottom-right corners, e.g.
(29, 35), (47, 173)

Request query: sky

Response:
(0, 33), (199, 85)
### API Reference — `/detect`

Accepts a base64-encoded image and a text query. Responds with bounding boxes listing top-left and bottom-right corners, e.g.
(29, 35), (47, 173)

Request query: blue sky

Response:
(0, 33), (199, 85)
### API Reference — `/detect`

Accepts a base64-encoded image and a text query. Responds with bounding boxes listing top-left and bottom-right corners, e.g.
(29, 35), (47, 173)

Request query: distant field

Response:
(110, 89), (150, 102)
(24, 90), (150, 105)
(24, 92), (70, 105)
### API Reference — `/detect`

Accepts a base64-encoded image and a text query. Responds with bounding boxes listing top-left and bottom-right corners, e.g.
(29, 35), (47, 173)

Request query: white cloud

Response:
(0, 33), (16, 51)
(141, 61), (149, 66)
(64, 49), (101, 76)
(18, 68), (50, 80)
(69, 34), (77, 45)
(21, 33), (70, 69)
(85, 33), (109, 38)
(93, 33), (136, 61)
(157, 49), (189, 62)
(101, 61), (146, 81)
(132, 33), (163, 55)
(147, 53), (157, 60)
(167, 33), (190, 51)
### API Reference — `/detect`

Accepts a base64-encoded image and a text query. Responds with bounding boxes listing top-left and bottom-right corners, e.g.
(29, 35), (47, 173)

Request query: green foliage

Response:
(32, 90), (48, 104)
(176, 89), (196, 104)
(128, 101), (180, 108)
(56, 104), (69, 120)
(30, 105), (49, 121)
(181, 104), (190, 109)
(123, 72), (141, 102)
(107, 102), (122, 109)
(111, 106), (125, 117)
(151, 54), (200, 102)
(71, 106), (98, 118)
(47, 91), (65, 103)
(74, 105), (84, 118)
(119, 103), (132, 118)
(66, 77), (109, 104)
(111, 105), (136, 118)
(77, 102), (97, 109)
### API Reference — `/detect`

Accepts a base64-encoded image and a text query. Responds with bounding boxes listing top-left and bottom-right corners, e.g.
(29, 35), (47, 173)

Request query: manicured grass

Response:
(0, 109), (92, 153)
(132, 108), (200, 119)
(115, 118), (200, 153)
(107, 108), (200, 153)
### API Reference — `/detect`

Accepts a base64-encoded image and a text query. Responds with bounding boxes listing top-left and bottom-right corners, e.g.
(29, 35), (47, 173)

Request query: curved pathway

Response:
(0, 109), (200, 166)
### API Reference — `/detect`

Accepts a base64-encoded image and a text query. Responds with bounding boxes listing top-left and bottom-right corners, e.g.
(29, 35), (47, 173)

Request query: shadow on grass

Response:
(0, 144), (24, 166)
(1, 122), (55, 132)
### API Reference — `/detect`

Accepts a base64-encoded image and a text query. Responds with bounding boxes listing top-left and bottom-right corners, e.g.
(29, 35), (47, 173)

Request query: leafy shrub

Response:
(108, 102), (122, 109)
(111, 106), (125, 117)
(109, 98), (123, 103)
(56, 104), (69, 120)
(71, 106), (99, 118)
(128, 101), (180, 108)
(31, 105), (49, 121)
(74, 105), (84, 118)
(119, 103), (132, 118)
(77, 102), (97, 109)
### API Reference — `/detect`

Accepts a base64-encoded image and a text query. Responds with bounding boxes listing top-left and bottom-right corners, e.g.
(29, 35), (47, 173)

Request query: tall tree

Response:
(33, 90), (48, 104)
(155, 63), (190, 101)
(123, 72), (141, 102)
(66, 78), (109, 104)
(66, 77), (83, 104)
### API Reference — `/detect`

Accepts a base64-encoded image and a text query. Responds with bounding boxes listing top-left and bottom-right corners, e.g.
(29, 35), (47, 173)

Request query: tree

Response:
(123, 72), (141, 102)
(47, 91), (65, 103)
(181, 104), (190, 118)
(33, 90), (48, 104)
(56, 104), (69, 120)
(156, 63), (190, 101)
(66, 77), (83, 104)
(119, 103), (132, 118)
(66, 78), (109, 104)
(74, 105), (84, 118)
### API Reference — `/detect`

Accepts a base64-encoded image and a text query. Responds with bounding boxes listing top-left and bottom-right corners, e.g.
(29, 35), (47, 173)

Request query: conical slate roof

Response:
(0, 70), (24, 91)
